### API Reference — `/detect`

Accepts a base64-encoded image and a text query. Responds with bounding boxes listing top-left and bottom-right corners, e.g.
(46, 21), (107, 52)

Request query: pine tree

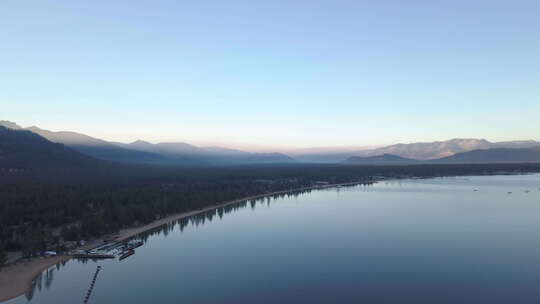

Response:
(0, 243), (7, 268)
(22, 228), (43, 258)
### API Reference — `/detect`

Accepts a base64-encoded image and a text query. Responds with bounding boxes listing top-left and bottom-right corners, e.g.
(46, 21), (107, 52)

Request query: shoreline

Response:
(0, 180), (368, 303)
(0, 172), (537, 302)
(112, 181), (367, 241)
(0, 255), (70, 303)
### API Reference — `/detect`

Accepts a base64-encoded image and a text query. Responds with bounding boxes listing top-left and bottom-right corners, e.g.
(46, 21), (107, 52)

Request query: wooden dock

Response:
(83, 265), (101, 304)
(71, 254), (115, 259)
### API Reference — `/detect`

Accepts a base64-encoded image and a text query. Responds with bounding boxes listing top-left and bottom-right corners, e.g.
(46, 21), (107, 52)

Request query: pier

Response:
(83, 265), (101, 304)
(71, 254), (115, 259)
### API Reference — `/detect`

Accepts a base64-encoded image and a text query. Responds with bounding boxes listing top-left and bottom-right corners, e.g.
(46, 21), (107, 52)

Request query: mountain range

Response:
(1, 120), (539, 167)
(344, 147), (540, 165)
(355, 138), (540, 160)
(0, 121), (294, 166)
(435, 147), (540, 164)
(299, 138), (540, 163)
(0, 126), (97, 168)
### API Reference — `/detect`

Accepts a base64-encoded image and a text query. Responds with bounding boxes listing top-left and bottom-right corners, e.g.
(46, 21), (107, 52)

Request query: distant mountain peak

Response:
(126, 140), (200, 155)
(355, 138), (500, 160)
(0, 125), (98, 168)
(447, 138), (489, 142)
(155, 142), (198, 149)
(437, 147), (540, 163)
(0, 120), (22, 130)
(27, 126), (44, 132)
(131, 139), (153, 145)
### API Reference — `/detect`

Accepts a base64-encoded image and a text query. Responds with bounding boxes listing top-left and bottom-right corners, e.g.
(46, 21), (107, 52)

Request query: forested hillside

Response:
(0, 126), (98, 168)
(2, 162), (540, 256)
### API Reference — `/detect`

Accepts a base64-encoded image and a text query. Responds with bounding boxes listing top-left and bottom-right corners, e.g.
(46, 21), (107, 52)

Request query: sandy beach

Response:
(112, 181), (364, 241)
(0, 255), (70, 302)
(112, 192), (291, 241)
(0, 181), (366, 302)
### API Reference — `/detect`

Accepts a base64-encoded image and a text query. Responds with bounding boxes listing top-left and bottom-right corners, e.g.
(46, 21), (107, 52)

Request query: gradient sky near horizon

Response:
(2, 0), (539, 150)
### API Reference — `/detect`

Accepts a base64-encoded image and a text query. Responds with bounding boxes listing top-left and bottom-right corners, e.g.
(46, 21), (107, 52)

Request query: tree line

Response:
(1, 162), (540, 267)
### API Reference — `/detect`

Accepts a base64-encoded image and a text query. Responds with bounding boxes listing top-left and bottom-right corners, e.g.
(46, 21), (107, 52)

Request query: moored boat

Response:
(119, 249), (135, 260)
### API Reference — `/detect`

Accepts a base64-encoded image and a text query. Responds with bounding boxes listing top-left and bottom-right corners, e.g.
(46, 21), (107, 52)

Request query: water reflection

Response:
(24, 260), (69, 302)
(139, 183), (369, 242)
(18, 184), (372, 300)
(11, 176), (540, 304)
(19, 184), (371, 303)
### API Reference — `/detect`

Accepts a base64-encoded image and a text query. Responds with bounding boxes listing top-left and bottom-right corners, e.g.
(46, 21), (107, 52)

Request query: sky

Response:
(1, 0), (539, 150)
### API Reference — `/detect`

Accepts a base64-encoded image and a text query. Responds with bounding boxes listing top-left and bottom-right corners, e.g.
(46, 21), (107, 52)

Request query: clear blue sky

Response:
(2, 0), (539, 150)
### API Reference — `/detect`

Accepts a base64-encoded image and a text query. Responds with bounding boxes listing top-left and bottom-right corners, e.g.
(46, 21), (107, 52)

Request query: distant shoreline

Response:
(0, 180), (369, 303)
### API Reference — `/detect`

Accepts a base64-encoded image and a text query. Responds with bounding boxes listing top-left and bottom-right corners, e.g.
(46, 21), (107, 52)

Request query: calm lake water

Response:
(6, 174), (540, 304)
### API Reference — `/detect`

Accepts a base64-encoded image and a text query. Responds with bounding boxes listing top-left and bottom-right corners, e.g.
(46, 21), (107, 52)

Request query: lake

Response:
(5, 174), (540, 304)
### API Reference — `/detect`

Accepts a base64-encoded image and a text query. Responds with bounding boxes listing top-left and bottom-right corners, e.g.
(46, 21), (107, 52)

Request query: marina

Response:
(68, 239), (144, 260)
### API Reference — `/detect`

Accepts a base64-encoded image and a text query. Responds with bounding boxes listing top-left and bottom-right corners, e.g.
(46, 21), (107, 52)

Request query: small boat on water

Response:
(119, 249), (135, 260)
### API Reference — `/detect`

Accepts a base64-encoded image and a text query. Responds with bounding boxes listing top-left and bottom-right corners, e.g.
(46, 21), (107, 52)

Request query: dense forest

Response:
(0, 243), (5, 266)
(2, 162), (540, 263)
